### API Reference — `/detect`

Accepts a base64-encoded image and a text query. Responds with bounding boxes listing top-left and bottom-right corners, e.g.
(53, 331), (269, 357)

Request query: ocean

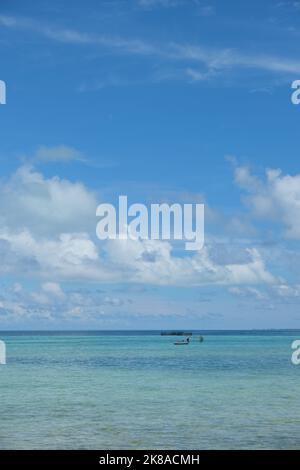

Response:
(0, 330), (299, 449)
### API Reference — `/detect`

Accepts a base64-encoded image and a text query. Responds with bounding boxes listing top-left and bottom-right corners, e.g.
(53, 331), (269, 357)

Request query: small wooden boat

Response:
(174, 339), (190, 345)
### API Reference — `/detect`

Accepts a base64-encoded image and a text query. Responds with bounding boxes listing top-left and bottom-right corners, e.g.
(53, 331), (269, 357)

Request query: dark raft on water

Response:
(161, 331), (193, 336)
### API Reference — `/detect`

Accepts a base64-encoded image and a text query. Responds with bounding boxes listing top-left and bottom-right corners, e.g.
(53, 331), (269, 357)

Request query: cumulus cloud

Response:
(0, 229), (112, 281)
(0, 165), (97, 235)
(0, 227), (276, 287)
(0, 161), (276, 288)
(0, 159), (283, 325)
(104, 238), (276, 286)
(233, 164), (300, 239)
(0, 159), (278, 325)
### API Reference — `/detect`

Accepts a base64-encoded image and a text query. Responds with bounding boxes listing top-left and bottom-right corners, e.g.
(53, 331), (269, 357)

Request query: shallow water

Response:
(0, 331), (299, 449)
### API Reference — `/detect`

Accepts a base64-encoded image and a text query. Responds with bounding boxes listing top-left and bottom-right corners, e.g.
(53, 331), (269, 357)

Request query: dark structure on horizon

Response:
(161, 331), (193, 336)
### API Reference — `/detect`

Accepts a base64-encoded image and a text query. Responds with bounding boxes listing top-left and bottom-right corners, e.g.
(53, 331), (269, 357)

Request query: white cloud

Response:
(185, 67), (217, 82)
(1, 15), (300, 78)
(0, 15), (155, 55)
(234, 164), (300, 239)
(0, 164), (97, 236)
(0, 229), (109, 281)
(273, 283), (300, 298)
(0, 281), (131, 323)
(42, 282), (66, 299)
(0, 163), (277, 289)
(0, 227), (276, 287)
(229, 286), (267, 300)
(104, 238), (276, 286)
(33, 145), (86, 164)
(173, 43), (300, 75)
(31, 291), (51, 305)
(0, 159), (282, 325)
(229, 282), (300, 307)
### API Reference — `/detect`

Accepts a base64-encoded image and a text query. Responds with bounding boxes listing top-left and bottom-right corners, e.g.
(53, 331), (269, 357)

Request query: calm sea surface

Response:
(0, 330), (299, 449)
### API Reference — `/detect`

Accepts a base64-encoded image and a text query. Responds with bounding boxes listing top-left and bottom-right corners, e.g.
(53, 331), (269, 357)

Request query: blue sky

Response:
(0, 0), (300, 329)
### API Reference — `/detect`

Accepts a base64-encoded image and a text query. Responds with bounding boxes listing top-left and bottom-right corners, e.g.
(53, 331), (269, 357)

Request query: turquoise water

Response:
(0, 331), (300, 449)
